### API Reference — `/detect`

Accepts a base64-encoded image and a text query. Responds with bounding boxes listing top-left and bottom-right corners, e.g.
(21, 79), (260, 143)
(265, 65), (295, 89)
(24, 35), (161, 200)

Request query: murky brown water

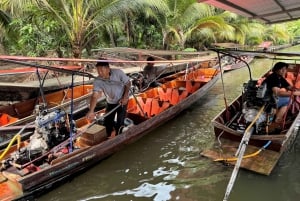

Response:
(39, 47), (300, 201)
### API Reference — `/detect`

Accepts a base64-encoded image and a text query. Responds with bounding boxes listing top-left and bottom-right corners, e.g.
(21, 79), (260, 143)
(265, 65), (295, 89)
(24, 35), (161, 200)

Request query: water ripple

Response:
(79, 182), (175, 201)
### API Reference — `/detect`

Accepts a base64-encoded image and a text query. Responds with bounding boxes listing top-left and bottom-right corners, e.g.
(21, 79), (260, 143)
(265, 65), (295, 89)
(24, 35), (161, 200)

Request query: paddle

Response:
(223, 105), (265, 201)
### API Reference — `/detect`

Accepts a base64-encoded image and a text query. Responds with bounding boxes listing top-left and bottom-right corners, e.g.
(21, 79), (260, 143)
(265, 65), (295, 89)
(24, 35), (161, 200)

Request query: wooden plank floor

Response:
(201, 138), (281, 175)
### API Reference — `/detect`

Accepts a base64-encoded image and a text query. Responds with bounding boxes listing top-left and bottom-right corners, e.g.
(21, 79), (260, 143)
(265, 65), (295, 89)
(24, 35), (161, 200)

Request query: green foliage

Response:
(4, 17), (70, 56)
(286, 19), (300, 42)
(0, 0), (298, 56)
(0, 10), (11, 26)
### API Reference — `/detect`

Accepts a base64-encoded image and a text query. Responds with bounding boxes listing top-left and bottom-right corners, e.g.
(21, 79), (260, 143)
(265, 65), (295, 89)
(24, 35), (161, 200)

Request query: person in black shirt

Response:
(264, 62), (300, 125)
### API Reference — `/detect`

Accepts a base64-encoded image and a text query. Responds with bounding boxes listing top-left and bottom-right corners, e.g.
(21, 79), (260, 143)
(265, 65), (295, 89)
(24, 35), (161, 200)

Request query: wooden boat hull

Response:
(202, 113), (300, 175)
(211, 95), (300, 151)
(223, 56), (254, 72)
(0, 84), (94, 127)
(0, 65), (220, 200)
(0, 65), (83, 76)
(201, 63), (300, 175)
(0, 64), (93, 102)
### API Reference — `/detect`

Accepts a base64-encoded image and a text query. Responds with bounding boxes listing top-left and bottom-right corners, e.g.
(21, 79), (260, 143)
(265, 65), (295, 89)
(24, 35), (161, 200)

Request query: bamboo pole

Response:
(223, 105), (265, 201)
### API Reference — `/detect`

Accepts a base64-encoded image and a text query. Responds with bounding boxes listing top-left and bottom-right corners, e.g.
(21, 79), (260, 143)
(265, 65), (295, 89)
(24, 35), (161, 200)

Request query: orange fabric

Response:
(285, 72), (300, 89)
(0, 113), (18, 126)
(0, 113), (9, 126)
(286, 72), (295, 87)
(295, 75), (300, 89)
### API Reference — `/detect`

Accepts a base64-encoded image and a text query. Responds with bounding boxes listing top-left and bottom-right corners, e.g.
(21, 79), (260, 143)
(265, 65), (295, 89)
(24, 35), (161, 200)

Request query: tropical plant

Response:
(286, 20), (300, 42)
(219, 11), (265, 46)
(0, 9), (11, 53)
(0, 0), (298, 56)
(264, 24), (290, 45)
(161, 1), (232, 50)
(1, 0), (169, 58)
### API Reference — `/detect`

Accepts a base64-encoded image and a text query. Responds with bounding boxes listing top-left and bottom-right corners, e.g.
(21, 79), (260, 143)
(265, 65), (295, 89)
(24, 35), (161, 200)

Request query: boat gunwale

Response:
(15, 68), (221, 193)
(1, 84), (94, 127)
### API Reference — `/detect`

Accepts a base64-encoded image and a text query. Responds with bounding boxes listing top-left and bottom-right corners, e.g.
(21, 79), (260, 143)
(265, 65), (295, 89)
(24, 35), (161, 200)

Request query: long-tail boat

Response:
(222, 55), (254, 72)
(0, 62), (220, 200)
(0, 84), (102, 147)
(0, 62), (93, 102)
(201, 56), (300, 175)
(0, 84), (94, 127)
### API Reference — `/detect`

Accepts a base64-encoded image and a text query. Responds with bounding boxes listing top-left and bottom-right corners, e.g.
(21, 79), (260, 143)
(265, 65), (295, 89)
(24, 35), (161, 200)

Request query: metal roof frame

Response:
(199, 0), (300, 24)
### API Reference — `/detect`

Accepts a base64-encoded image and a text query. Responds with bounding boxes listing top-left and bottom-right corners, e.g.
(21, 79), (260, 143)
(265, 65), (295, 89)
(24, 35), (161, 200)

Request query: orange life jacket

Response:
(0, 113), (18, 126)
(0, 113), (10, 126)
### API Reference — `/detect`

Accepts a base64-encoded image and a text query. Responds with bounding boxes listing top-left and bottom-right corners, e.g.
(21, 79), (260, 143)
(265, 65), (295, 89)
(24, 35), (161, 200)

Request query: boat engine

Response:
(1, 108), (72, 169)
(241, 79), (274, 134)
(129, 72), (144, 93)
(242, 79), (271, 108)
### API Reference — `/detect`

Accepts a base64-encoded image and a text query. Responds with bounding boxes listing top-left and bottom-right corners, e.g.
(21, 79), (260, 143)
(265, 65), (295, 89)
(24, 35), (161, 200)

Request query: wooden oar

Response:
(223, 105), (265, 201)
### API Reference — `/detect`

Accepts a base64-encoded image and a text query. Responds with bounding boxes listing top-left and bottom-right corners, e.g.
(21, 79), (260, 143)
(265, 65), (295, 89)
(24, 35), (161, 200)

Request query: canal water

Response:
(39, 46), (300, 201)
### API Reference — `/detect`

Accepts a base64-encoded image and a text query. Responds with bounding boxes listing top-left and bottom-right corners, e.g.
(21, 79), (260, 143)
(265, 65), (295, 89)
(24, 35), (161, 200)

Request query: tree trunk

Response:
(0, 44), (5, 54)
(124, 14), (131, 46)
(56, 47), (64, 58)
(72, 42), (82, 58)
(106, 26), (116, 47)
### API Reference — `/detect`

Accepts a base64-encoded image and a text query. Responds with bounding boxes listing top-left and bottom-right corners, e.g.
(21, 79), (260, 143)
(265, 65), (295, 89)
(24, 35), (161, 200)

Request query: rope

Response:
(0, 122), (33, 160)
(214, 140), (271, 162)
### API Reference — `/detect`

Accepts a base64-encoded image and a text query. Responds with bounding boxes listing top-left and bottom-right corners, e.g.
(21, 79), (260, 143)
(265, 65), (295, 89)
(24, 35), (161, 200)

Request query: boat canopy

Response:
(200, 0), (300, 24)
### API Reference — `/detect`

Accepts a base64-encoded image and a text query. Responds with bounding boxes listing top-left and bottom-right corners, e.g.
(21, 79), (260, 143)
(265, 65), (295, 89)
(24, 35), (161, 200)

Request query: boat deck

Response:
(200, 138), (281, 175)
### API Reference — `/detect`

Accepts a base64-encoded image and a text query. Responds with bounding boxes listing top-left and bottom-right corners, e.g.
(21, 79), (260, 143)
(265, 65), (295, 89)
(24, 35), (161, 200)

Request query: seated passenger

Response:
(263, 62), (300, 128)
(143, 57), (165, 88)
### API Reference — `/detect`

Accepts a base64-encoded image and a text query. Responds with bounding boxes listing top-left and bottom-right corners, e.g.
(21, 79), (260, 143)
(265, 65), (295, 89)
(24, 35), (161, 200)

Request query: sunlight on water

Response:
(79, 182), (175, 201)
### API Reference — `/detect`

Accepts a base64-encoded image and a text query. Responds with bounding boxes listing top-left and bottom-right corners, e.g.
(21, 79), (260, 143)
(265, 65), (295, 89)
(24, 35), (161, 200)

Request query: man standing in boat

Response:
(86, 59), (131, 137)
(263, 62), (300, 129)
